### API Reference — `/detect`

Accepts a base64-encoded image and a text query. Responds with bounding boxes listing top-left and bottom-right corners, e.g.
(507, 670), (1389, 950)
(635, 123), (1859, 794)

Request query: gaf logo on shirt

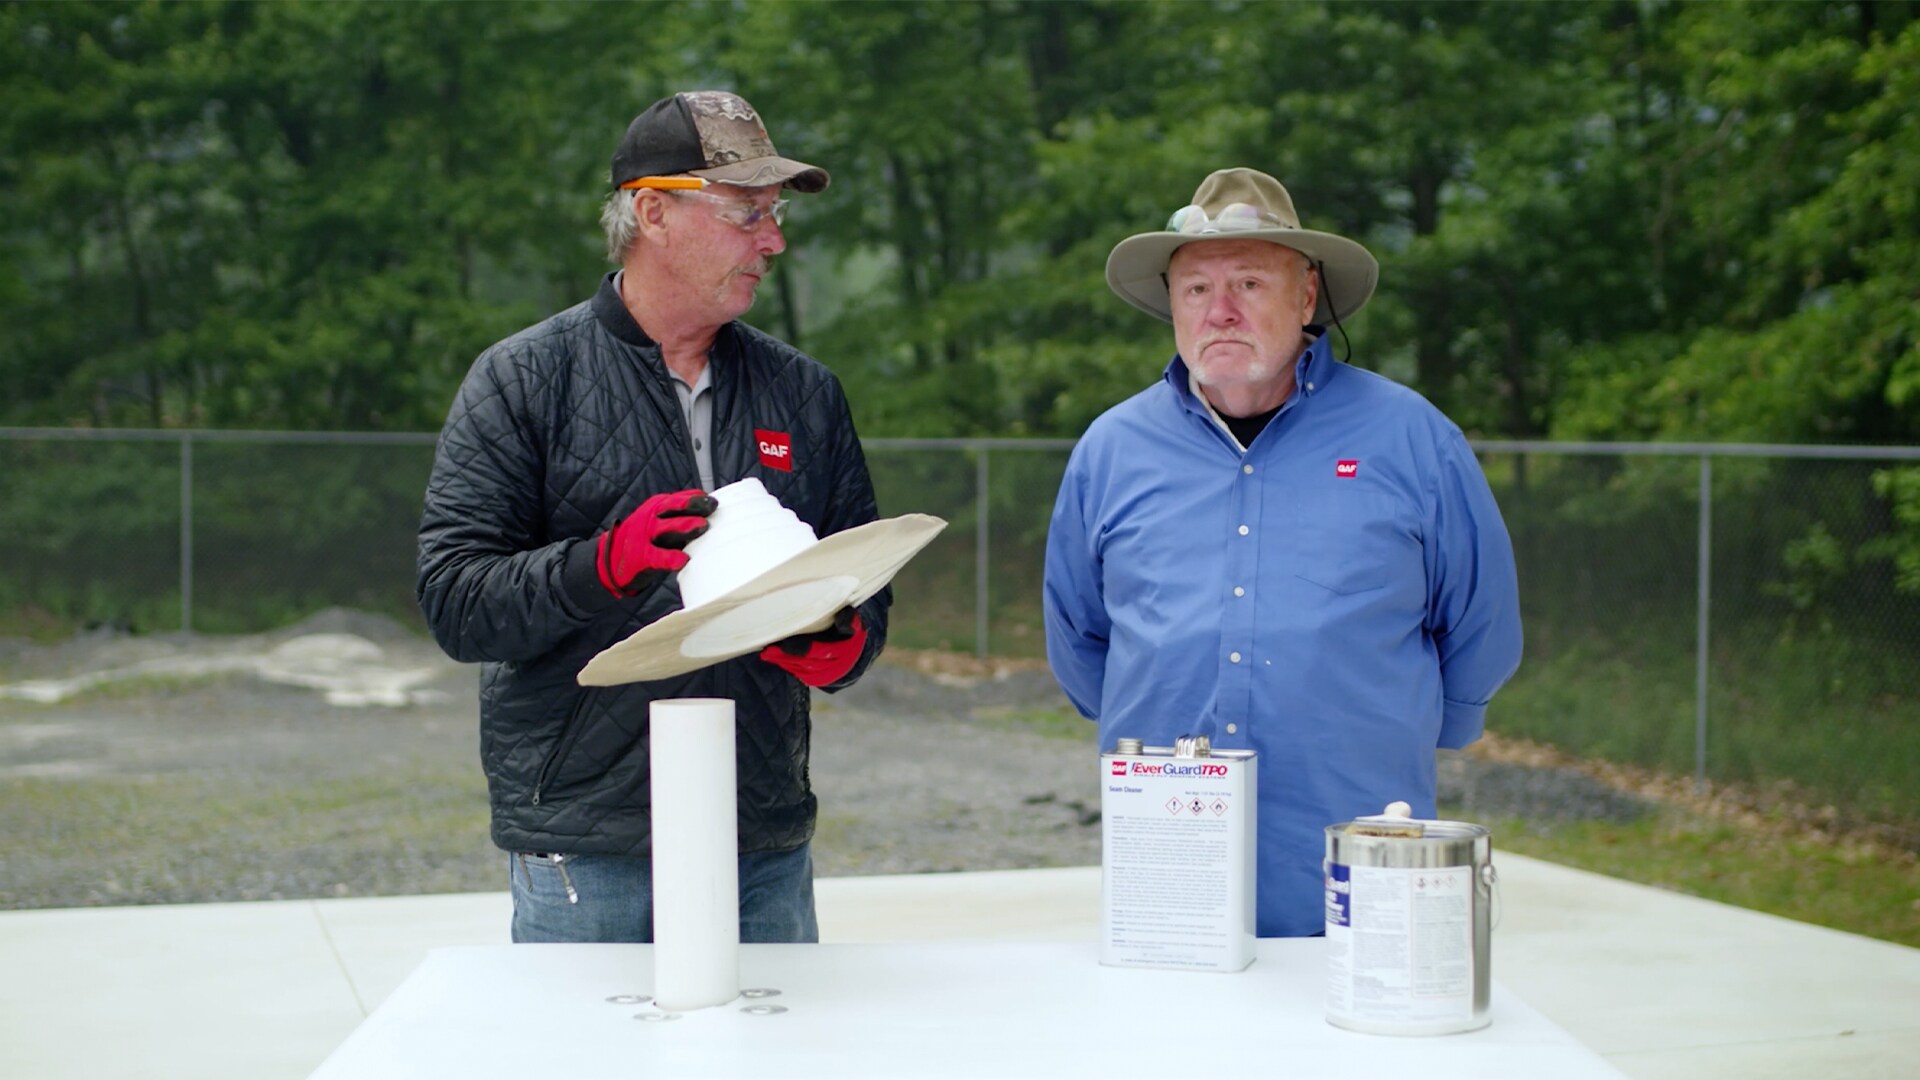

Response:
(1336, 459), (1360, 478)
(755, 429), (793, 472)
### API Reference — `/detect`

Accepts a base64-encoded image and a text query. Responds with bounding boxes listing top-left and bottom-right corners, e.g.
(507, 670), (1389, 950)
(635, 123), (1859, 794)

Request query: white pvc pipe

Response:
(648, 697), (740, 1010)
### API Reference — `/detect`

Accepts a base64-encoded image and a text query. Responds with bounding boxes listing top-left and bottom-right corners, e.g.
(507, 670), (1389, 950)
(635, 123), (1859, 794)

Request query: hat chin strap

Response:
(1317, 260), (1353, 363)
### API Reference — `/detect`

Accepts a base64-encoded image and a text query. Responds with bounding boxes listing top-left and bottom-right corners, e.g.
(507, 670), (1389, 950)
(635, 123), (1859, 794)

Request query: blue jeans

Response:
(508, 842), (819, 944)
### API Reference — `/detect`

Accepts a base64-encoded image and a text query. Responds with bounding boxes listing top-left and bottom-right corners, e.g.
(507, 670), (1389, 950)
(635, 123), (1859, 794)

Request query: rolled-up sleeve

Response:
(1043, 451), (1111, 721)
(1426, 429), (1523, 748)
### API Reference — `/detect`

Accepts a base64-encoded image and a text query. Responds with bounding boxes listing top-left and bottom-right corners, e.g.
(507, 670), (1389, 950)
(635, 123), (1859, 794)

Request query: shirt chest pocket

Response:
(1273, 489), (1415, 596)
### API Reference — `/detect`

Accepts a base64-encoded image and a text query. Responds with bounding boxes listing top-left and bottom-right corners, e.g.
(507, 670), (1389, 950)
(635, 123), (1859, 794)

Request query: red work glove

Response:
(595, 489), (718, 598)
(760, 606), (867, 687)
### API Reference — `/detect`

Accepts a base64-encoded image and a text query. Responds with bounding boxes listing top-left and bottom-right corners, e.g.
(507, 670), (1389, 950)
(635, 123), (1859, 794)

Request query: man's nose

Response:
(756, 219), (787, 256)
(1206, 289), (1241, 325)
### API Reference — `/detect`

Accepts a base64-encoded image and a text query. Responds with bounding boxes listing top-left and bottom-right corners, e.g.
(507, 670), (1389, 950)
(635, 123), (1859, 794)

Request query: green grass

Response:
(971, 705), (1089, 742)
(976, 709), (1920, 949)
(1493, 618), (1920, 829)
(1457, 808), (1920, 948)
(3, 767), (495, 907)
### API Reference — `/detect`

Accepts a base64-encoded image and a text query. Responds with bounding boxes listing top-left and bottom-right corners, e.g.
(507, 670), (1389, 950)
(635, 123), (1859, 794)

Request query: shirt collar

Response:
(672, 357), (714, 396)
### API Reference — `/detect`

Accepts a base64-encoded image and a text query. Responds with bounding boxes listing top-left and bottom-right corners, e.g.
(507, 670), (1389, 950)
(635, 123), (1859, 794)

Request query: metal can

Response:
(1100, 735), (1256, 972)
(1324, 817), (1496, 1035)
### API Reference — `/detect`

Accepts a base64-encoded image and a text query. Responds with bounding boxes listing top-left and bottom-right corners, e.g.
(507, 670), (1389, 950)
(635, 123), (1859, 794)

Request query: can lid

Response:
(1347, 820), (1426, 838)
(1173, 734), (1211, 758)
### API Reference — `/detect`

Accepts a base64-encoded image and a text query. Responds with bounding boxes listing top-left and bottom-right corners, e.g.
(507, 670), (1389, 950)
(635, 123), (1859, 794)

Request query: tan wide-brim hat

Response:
(1106, 168), (1378, 324)
(576, 513), (947, 686)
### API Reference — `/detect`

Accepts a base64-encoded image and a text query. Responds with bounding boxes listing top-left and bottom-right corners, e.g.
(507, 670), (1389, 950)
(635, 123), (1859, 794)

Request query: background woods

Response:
(3, 0), (1920, 937)
(8, 0), (1918, 589)
(3, 0), (1914, 444)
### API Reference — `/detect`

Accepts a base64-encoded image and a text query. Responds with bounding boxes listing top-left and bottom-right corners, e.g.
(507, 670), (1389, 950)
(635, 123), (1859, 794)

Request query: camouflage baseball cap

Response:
(611, 90), (828, 193)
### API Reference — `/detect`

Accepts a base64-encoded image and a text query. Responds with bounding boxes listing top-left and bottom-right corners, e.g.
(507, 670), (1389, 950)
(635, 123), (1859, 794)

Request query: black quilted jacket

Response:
(416, 272), (889, 858)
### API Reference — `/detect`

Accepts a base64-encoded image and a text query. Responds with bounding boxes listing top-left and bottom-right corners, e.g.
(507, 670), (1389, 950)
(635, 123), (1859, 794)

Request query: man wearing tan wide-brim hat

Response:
(1043, 167), (1525, 937)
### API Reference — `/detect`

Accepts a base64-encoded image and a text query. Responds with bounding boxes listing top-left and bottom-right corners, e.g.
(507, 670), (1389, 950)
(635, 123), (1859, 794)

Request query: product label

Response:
(1326, 862), (1474, 1026)
(1099, 752), (1255, 973)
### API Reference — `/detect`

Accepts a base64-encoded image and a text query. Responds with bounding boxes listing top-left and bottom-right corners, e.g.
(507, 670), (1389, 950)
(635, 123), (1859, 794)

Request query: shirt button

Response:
(1242, 464), (1254, 475)
(1229, 651), (1242, 663)
(1233, 586), (1245, 598)
(1306, 382), (1316, 391)
(1237, 525), (1250, 536)
(1226, 723), (1238, 735)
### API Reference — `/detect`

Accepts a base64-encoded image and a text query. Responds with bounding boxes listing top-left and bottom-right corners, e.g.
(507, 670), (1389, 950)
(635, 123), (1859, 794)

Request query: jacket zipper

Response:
(531, 693), (593, 807)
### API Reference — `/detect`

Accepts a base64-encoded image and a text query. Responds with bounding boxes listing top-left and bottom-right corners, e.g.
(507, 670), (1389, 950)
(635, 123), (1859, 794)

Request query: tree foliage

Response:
(5, 0), (1914, 445)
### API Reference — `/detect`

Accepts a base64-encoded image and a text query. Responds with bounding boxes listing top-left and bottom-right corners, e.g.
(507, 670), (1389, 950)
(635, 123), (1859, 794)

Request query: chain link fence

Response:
(3, 428), (1917, 834)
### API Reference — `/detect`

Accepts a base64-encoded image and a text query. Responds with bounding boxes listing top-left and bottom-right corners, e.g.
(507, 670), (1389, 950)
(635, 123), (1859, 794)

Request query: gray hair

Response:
(600, 189), (639, 263)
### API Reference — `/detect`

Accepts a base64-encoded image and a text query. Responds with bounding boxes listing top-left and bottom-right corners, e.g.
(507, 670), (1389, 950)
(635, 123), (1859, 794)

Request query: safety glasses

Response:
(622, 176), (788, 231)
(673, 189), (787, 230)
(1165, 202), (1288, 235)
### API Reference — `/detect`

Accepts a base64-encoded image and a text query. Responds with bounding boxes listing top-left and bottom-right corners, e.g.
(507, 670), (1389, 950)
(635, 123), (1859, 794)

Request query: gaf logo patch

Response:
(1335, 459), (1360, 478)
(755, 429), (793, 472)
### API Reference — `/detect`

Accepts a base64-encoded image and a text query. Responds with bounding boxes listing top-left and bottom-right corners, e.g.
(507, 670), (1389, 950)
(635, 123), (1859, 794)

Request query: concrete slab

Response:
(0, 900), (364, 1080)
(312, 891), (510, 1011)
(817, 865), (1099, 943)
(2, 856), (1916, 1080)
(1606, 1031), (1920, 1080)
(1490, 854), (1920, 1071)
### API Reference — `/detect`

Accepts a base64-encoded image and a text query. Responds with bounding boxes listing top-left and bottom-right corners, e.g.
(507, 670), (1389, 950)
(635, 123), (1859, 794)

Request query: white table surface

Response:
(309, 940), (1622, 1079)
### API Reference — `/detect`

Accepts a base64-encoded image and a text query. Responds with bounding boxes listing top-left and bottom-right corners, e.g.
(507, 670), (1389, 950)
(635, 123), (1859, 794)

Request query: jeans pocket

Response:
(514, 852), (579, 904)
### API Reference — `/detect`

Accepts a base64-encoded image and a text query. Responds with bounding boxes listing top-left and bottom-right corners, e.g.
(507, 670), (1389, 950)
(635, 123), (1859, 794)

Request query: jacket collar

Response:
(591, 271), (657, 348)
(593, 271), (745, 363)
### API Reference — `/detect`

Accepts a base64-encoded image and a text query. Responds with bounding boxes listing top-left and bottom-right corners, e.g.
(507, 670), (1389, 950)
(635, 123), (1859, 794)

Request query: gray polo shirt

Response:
(614, 271), (715, 491)
(670, 362), (715, 492)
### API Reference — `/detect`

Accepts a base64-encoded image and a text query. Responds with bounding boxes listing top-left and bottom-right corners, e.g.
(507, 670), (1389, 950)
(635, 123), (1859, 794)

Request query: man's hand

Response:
(760, 606), (866, 687)
(595, 490), (718, 598)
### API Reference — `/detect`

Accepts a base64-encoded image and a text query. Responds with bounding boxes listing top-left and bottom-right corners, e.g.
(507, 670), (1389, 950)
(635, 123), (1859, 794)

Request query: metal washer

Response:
(605, 994), (652, 1005)
(740, 1004), (788, 1016)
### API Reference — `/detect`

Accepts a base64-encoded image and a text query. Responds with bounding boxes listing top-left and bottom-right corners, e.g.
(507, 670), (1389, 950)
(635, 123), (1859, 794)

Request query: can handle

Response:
(1481, 861), (1502, 931)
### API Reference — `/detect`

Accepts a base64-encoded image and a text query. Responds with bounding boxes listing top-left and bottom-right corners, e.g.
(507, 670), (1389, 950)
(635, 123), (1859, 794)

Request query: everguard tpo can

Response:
(1324, 816), (1496, 1035)
(1100, 735), (1256, 972)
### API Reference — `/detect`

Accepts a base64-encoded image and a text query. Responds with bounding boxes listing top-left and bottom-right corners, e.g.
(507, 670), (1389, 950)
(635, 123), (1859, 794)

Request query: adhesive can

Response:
(1100, 735), (1256, 972)
(1324, 817), (1496, 1035)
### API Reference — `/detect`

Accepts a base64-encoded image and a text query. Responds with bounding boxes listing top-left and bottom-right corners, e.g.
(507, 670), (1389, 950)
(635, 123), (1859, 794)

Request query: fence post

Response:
(180, 433), (194, 635)
(976, 447), (990, 660)
(1694, 453), (1711, 792)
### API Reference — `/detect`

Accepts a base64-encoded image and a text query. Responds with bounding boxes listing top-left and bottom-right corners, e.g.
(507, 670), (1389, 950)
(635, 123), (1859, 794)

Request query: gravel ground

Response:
(0, 611), (1647, 909)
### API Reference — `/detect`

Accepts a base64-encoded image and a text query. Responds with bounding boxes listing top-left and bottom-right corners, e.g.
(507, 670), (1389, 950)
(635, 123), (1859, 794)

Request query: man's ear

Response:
(1301, 261), (1321, 326)
(634, 190), (671, 240)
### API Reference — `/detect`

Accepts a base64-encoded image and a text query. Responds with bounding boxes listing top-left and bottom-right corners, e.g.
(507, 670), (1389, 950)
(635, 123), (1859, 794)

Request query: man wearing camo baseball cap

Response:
(419, 90), (891, 947)
(610, 89), (829, 193)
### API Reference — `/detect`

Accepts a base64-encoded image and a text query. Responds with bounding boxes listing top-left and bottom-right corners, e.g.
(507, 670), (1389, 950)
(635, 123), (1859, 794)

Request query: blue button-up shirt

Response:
(1043, 333), (1523, 936)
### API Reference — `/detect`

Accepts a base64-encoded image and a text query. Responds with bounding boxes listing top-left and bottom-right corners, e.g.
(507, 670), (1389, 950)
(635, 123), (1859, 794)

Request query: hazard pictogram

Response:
(1166, 797), (1183, 815)
(1210, 798), (1229, 816)
(1187, 798), (1205, 815)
